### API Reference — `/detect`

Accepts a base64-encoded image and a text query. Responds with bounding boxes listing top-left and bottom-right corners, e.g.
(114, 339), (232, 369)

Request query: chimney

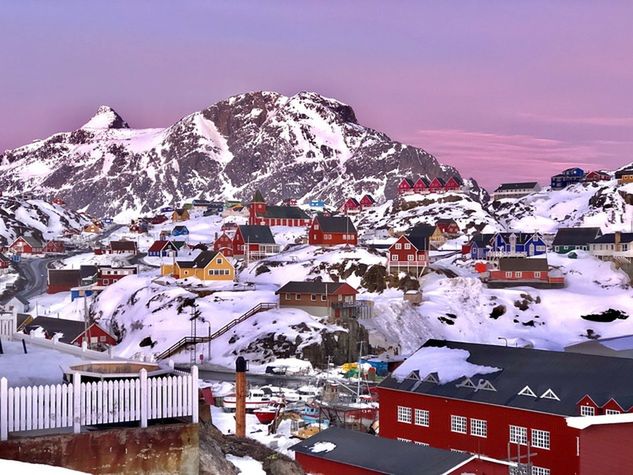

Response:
(615, 231), (622, 252)
(235, 356), (247, 437)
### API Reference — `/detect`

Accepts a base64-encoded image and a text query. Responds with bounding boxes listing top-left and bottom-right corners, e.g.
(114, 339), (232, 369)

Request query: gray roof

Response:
(237, 225), (276, 244)
(178, 251), (220, 269)
(498, 258), (549, 272)
(27, 316), (91, 344)
(494, 182), (539, 192)
(48, 269), (82, 286)
(380, 339), (633, 416)
(591, 233), (633, 244)
(17, 235), (45, 248)
(275, 281), (357, 295)
(291, 427), (472, 475)
(262, 205), (310, 220)
(552, 227), (602, 246)
(109, 240), (137, 251)
(315, 216), (357, 234)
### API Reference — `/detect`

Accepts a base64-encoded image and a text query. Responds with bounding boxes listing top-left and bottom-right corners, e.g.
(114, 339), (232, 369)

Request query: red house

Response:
(308, 216), (357, 247)
(397, 178), (415, 195)
(584, 170), (610, 182)
(486, 258), (565, 288)
(233, 225), (280, 260)
(444, 176), (463, 192)
(435, 219), (460, 237)
(9, 236), (45, 254)
(378, 339), (633, 475)
(292, 427), (512, 475)
(147, 240), (178, 257)
(340, 197), (361, 214)
(26, 316), (117, 347)
(97, 265), (138, 286)
(387, 231), (430, 276)
(248, 190), (311, 227)
(52, 197), (65, 206)
(213, 232), (234, 257)
(0, 253), (10, 269)
(43, 240), (65, 254)
(413, 177), (430, 194)
(150, 214), (168, 225)
(359, 194), (376, 208)
(106, 240), (138, 254)
(428, 177), (446, 193)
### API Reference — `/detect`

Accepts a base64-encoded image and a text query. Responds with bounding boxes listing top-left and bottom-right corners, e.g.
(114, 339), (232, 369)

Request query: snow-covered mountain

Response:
(0, 197), (90, 246)
(0, 91), (465, 220)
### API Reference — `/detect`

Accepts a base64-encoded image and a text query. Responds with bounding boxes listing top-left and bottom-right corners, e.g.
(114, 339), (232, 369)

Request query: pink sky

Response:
(2, 1), (632, 189)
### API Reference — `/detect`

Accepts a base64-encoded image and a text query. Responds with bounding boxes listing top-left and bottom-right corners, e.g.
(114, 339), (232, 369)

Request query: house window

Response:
(314, 224), (319, 230)
(531, 467), (550, 475)
(310, 294), (316, 301)
(606, 409), (621, 415)
(414, 409), (429, 427)
(397, 406), (412, 423)
(396, 437), (411, 443)
(515, 272), (522, 278)
(509, 425), (528, 445)
(505, 272), (512, 278)
(580, 405), (595, 417)
(99, 336), (107, 342)
(471, 418), (487, 438)
(216, 258), (222, 264)
(103, 279), (109, 285)
(407, 255), (414, 261)
(395, 243), (402, 250)
(554, 246), (560, 252)
(536, 245), (546, 251)
(325, 234), (331, 240)
(404, 243), (411, 250)
(414, 441), (429, 446)
(534, 271), (541, 278)
(450, 415), (467, 434)
(295, 294), (301, 300)
(285, 294), (291, 301)
(321, 295), (327, 301)
(391, 255), (398, 261)
(531, 429), (550, 450)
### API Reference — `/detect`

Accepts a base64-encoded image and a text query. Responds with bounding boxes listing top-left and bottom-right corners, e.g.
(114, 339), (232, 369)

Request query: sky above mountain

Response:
(2, 0), (633, 189)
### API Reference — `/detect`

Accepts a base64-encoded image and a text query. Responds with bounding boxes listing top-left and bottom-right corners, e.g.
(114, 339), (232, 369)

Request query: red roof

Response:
(148, 240), (171, 253)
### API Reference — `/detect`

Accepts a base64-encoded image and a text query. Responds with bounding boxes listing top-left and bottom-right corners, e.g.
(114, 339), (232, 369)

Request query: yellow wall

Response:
(160, 253), (234, 281)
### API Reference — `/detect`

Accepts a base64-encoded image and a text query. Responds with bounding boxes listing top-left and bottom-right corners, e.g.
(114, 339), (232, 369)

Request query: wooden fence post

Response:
(72, 372), (81, 434)
(139, 368), (148, 428)
(191, 365), (199, 423)
(1, 377), (7, 441)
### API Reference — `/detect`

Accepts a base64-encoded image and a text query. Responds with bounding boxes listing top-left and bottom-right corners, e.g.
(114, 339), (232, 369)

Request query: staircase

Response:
(156, 302), (278, 360)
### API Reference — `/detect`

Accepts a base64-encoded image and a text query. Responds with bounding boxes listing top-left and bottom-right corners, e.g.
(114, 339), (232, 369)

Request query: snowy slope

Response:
(0, 196), (90, 245)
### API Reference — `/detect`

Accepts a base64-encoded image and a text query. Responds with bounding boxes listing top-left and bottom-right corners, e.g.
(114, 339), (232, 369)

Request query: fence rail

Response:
(0, 366), (198, 440)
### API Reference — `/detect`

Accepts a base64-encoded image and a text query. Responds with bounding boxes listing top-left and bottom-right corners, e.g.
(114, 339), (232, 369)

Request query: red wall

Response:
(489, 270), (549, 282)
(74, 324), (117, 346)
(388, 235), (428, 264)
(377, 387), (581, 474)
(578, 423), (633, 474)
(309, 222), (357, 246)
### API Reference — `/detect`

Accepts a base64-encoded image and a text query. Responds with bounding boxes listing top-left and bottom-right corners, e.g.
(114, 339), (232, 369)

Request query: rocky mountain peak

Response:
(81, 105), (129, 130)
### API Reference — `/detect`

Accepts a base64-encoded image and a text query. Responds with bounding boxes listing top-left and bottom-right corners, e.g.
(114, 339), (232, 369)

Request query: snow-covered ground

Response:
(0, 459), (87, 474)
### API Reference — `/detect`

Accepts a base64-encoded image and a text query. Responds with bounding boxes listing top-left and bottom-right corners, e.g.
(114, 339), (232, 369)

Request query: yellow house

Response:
(161, 251), (234, 281)
(171, 208), (190, 222)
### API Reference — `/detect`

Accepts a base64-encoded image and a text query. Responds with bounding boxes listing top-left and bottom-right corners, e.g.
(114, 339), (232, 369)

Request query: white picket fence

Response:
(0, 366), (198, 440)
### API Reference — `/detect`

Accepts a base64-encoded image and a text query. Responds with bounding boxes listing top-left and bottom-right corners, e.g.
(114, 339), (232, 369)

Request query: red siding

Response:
(308, 220), (358, 246)
(295, 453), (382, 475)
(73, 324), (117, 346)
(444, 177), (462, 191)
(428, 178), (445, 193)
(213, 233), (234, 256)
(387, 235), (428, 266)
(413, 178), (428, 193)
(377, 387), (581, 475)
(578, 423), (633, 473)
(398, 179), (413, 195)
(488, 269), (549, 282)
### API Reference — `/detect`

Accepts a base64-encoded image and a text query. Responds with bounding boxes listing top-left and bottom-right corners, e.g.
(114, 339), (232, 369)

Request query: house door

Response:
(529, 244), (535, 256)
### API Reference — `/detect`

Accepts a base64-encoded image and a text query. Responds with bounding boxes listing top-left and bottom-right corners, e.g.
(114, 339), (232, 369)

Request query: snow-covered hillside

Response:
(0, 196), (90, 245)
(494, 177), (633, 233)
(0, 91), (466, 220)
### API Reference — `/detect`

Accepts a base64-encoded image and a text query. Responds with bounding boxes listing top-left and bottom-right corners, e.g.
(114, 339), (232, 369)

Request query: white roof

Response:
(566, 413), (633, 430)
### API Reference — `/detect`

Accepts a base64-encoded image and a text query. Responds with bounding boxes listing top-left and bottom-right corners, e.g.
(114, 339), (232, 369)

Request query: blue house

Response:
(551, 167), (585, 189)
(172, 225), (189, 237)
(470, 232), (546, 260)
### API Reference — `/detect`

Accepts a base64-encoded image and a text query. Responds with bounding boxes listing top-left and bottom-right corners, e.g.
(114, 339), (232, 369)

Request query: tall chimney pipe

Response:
(235, 356), (247, 437)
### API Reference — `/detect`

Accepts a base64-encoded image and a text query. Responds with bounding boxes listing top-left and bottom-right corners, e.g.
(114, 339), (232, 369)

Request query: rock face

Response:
(0, 91), (462, 218)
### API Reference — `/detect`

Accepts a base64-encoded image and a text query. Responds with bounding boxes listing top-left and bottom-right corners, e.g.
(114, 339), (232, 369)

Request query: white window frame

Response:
(450, 415), (467, 434)
(395, 243), (402, 250)
(321, 295), (327, 301)
(531, 429), (550, 450)
(580, 405), (595, 417)
(470, 418), (487, 438)
(397, 406), (412, 423)
(531, 467), (550, 475)
(310, 294), (316, 301)
(404, 243), (411, 250)
(605, 409), (621, 415)
(509, 425), (528, 445)
(414, 409), (429, 427)
(407, 255), (414, 261)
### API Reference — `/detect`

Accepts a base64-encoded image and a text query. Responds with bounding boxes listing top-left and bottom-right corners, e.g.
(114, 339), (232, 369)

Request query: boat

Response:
(222, 388), (284, 412)
(253, 403), (284, 424)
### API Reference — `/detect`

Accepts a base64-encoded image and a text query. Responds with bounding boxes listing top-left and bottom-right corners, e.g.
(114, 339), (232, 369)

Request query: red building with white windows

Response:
(9, 236), (45, 254)
(97, 265), (138, 286)
(248, 190), (311, 226)
(436, 218), (460, 237)
(340, 197), (361, 214)
(486, 258), (565, 289)
(377, 339), (633, 475)
(387, 230), (430, 276)
(583, 170), (610, 182)
(308, 216), (357, 247)
(397, 176), (464, 195)
(213, 232), (234, 257)
(359, 194), (376, 208)
(232, 225), (279, 260)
